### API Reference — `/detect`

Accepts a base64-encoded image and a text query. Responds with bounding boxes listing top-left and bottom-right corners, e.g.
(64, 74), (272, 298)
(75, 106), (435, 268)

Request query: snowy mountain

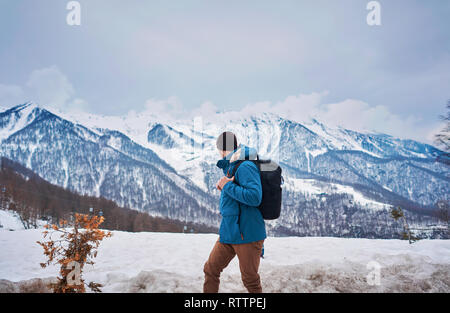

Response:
(0, 103), (219, 226)
(0, 102), (448, 238)
(144, 113), (447, 206)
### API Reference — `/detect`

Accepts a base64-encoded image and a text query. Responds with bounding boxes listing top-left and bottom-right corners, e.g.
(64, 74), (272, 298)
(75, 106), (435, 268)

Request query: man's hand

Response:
(216, 176), (234, 191)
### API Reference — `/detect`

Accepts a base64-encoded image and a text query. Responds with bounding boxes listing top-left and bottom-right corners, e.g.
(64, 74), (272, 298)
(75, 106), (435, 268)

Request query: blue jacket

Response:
(216, 145), (267, 244)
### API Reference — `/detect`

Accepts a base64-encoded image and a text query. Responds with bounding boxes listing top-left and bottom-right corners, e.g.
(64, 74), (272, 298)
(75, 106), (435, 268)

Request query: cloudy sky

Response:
(0, 0), (449, 144)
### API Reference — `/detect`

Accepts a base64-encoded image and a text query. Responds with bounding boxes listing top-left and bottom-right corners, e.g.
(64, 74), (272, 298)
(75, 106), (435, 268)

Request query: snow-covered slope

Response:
(55, 108), (158, 149)
(0, 229), (449, 292)
(283, 177), (389, 211)
(0, 210), (26, 230)
(0, 103), (41, 142)
(0, 210), (47, 231)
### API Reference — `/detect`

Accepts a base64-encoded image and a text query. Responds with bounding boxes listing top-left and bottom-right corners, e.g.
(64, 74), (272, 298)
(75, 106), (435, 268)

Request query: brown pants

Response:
(203, 239), (264, 293)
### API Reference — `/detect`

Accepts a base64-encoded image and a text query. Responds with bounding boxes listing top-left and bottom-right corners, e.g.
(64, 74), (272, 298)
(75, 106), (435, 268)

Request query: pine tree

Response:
(435, 200), (450, 238)
(434, 99), (450, 162)
(390, 206), (419, 244)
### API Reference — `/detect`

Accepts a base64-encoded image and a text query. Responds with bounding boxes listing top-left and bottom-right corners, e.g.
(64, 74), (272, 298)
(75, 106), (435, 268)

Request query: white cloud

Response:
(26, 65), (75, 109)
(137, 92), (438, 144)
(143, 96), (183, 121)
(0, 66), (88, 112)
(66, 98), (90, 113)
(191, 101), (219, 119)
(264, 94), (437, 144)
(0, 84), (25, 107)
(1, 65), (438, 145)
(262, 92), (328, 122)
(319, 100), (431, 142)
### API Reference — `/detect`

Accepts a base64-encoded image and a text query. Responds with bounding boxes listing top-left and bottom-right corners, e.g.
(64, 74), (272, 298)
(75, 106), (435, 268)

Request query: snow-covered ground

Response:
(0, 210), (26, 230)
(0, 228), (449, 293)
(283, 177), (390, 211)
(0, 210), (47, 231)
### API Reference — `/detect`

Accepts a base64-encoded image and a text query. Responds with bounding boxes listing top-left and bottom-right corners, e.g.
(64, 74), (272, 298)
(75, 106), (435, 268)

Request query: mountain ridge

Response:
(0, 102), (448, 238)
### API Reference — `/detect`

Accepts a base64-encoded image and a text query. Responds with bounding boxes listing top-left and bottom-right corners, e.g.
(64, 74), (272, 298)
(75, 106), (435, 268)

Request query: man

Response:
(203, 131), (266, 293)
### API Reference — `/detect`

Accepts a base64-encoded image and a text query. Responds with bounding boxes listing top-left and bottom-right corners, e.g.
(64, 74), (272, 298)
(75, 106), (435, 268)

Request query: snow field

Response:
(0, 229), (449, 293)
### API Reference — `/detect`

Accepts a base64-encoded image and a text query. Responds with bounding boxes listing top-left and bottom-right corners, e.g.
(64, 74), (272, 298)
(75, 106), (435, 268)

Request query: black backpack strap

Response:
(227, 149), (255, 178)
(228, 160), (245, 179)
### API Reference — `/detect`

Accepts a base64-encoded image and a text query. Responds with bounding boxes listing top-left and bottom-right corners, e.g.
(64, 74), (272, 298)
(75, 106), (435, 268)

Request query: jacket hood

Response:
(216, 144), (258, 169)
